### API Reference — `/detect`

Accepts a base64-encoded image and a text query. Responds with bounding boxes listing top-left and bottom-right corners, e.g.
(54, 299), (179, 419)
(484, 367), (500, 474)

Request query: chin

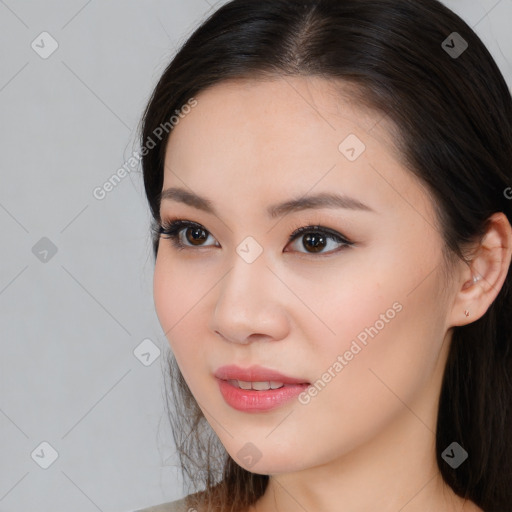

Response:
(227, 443), (312, 475)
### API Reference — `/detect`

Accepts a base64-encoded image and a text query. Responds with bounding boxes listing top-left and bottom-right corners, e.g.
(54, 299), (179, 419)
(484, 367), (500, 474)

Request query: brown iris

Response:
(186, 226), (208, 245)
(302, 232), (327, 253)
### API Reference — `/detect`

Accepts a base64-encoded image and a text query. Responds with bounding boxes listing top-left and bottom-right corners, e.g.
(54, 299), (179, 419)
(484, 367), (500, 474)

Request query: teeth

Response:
(228, 380), (285, 390)
(238, 380), (253, 390)
(252, 381), (272, 391)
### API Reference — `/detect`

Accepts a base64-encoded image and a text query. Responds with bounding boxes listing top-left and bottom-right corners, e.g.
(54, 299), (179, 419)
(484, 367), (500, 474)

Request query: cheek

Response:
(294, 245), (446, 404)
(153, 253), (174, 334)
(153, 249), (204, 329)
(153, 253), (195, 355)
(152, 252), (211, 385)
(281, 291), (445, 466)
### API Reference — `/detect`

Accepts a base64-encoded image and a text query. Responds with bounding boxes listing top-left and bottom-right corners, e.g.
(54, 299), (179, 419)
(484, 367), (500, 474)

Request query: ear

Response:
(448, 212), (512, 328)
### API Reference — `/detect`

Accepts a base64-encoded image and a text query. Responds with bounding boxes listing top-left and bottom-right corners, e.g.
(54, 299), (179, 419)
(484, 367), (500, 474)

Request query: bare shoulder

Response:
(134, 495), (189, 512)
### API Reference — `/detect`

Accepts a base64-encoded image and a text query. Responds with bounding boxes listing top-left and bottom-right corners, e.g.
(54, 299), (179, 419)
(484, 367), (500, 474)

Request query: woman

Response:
(135, 0), (512, 510)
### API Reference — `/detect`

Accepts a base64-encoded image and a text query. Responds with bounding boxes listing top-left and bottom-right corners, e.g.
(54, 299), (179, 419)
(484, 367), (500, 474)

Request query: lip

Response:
(214, 365), (310, 413)
(214, 364), (309, 385)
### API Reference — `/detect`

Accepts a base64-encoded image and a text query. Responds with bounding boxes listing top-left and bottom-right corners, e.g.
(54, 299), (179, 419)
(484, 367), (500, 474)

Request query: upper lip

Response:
(214, 365), (309, 384)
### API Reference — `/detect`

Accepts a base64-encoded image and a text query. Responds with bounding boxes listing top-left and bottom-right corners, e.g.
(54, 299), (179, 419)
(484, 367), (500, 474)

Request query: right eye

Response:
(157, 219), (220, 250)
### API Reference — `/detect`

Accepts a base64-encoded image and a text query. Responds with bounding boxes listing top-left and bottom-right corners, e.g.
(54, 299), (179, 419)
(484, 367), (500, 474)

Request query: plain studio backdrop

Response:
(0, 1), (510, 511)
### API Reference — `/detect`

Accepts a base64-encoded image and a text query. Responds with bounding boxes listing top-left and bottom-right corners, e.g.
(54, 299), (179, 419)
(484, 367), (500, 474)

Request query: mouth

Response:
(214, 364), (310, 385)
(226, 379), (293, 390)
(214, 365), (311, 412)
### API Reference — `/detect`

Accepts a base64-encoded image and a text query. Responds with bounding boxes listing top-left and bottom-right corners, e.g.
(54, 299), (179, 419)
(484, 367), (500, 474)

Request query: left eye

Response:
(157, 220), (354, 255)
(286, 225), (354, 254)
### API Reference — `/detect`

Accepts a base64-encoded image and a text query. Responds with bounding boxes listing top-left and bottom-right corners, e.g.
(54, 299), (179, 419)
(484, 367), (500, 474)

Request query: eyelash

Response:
(155, 218), (355, 256)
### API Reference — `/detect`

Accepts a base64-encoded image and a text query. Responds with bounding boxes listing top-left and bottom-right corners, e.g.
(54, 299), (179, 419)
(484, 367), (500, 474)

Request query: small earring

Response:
(464, 309), (470, 317)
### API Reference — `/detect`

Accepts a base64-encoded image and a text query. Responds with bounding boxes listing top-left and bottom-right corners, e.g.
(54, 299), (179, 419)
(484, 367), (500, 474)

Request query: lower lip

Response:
(217, 378), (310, 412)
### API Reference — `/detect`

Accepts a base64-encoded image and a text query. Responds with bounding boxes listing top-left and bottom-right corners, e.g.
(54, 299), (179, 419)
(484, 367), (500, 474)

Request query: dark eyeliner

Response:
(157, 219), (207, 251)
(287, 225), (354, 249)
(157, 219), (354, 254)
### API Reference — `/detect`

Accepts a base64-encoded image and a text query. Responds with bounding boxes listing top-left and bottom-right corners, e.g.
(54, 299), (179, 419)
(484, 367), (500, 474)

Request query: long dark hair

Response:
(140, 1), (512, 510)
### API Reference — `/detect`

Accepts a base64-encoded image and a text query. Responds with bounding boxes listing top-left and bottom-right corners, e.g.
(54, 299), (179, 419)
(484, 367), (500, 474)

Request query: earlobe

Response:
(448, 212), (512, 328)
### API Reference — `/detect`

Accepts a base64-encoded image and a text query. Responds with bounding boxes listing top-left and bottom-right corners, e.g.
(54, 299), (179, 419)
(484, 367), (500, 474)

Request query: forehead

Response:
(171, 76), (397, 147)
(162, 76), (433, 224)
(165, 77), (400, 170)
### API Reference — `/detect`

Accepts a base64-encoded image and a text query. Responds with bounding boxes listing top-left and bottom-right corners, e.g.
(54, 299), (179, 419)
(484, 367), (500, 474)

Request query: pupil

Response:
(186, 227), (207, 245)
(304, 233), (326, 253)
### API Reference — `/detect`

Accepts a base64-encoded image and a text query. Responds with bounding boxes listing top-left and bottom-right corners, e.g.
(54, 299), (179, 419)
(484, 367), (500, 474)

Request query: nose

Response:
(209, 249), (290, 345)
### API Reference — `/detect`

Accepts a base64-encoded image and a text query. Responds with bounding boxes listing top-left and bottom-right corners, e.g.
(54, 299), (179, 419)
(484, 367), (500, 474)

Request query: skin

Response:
(153, 76), (511, 511)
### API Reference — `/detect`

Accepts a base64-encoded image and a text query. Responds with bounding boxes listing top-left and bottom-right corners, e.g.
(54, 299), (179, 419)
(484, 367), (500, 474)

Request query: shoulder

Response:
(134, 494), (190, 512)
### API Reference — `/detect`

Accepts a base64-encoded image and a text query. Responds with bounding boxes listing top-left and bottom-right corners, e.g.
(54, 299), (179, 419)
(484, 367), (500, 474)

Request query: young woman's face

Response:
(153, 77), (457, 474)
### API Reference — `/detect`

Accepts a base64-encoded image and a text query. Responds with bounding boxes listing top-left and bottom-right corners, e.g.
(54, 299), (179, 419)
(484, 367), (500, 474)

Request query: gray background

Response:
(0, 1), (510, 511)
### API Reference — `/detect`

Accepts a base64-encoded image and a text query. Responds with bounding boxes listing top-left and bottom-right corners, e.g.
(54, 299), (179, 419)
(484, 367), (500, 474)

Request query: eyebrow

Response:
(159, 187), (376, 219)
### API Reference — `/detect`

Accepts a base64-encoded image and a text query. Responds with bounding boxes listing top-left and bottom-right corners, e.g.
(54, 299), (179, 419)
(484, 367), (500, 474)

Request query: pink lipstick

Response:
(214, 365), (310, 412)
